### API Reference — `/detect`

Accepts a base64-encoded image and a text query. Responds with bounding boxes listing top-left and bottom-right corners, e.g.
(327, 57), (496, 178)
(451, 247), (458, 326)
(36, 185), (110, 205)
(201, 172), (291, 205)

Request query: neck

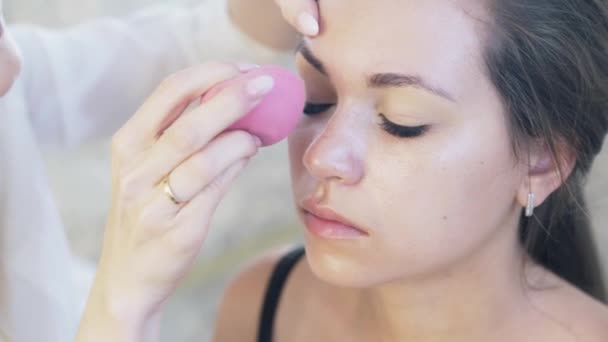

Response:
(351, 219), (534, 341)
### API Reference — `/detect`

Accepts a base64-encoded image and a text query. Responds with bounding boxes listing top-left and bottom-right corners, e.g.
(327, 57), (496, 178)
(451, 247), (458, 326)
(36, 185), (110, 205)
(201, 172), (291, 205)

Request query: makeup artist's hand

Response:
(228, 0), (301, 50)
(274, 0), (321, 36)
(76, 62), (274, 342)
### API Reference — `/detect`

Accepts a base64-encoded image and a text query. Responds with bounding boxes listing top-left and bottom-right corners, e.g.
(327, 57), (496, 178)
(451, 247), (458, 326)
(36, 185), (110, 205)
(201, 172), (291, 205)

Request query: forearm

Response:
(228, 0), (300, 51)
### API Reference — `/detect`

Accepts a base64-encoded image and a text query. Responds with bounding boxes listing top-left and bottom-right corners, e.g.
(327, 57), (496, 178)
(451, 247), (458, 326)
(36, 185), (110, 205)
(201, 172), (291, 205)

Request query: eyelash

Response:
(378, 114), (429, 138)
(303, 102), (429, 139)
(303, 102), (334, 115)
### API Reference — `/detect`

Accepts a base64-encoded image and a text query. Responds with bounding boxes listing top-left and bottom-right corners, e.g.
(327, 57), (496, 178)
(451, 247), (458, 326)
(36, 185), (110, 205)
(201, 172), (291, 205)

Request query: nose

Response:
(302, 109), (365, 185)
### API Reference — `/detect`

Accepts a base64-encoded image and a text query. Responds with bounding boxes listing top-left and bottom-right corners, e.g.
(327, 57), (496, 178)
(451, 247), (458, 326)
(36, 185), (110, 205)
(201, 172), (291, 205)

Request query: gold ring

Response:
(162, 177), (181, 205)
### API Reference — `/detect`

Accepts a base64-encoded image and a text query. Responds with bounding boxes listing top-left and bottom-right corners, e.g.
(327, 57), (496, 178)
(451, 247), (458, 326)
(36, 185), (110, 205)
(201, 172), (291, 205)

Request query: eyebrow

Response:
(369, 73), (455, 102)
(296, 41), (456, 102)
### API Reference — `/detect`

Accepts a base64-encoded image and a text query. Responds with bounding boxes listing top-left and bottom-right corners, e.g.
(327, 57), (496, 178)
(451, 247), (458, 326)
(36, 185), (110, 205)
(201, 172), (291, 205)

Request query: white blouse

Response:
(0, 1), (287, 340)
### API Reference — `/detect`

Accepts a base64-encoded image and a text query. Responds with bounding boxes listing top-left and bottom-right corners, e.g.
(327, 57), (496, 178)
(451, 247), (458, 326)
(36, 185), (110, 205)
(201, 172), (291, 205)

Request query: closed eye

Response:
(303, 103), (429, 139)
(379, 114), (429, 138)
(303, 102), (334, 116)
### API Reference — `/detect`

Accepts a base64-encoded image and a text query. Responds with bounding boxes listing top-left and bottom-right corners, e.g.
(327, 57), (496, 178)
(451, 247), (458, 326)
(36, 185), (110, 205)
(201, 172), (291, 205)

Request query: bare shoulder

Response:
(527, 270), (608, 341)
(212, 244), (298, 342)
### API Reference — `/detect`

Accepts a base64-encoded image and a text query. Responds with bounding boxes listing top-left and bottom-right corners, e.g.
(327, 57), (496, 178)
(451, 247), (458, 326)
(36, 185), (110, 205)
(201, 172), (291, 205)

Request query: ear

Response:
(516, 141), (576, 212)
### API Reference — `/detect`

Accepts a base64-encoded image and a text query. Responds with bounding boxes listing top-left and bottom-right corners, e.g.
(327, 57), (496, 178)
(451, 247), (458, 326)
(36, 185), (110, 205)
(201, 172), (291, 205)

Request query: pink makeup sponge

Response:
(201, 65), (306, 146)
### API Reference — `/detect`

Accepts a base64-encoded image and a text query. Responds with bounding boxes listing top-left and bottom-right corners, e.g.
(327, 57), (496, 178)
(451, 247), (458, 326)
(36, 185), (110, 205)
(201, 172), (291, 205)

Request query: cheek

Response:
(365, 112), (521, 276)
(429, 120), (519, 235)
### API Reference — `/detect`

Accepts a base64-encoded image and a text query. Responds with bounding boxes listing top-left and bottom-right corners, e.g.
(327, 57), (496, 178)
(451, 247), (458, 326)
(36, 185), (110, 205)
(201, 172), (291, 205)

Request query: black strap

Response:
(257, 246), (306, 342)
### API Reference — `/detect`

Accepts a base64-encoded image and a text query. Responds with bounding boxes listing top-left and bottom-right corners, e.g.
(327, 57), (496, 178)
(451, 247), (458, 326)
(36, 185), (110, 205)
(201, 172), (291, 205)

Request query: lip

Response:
(300, 198), (369, 239)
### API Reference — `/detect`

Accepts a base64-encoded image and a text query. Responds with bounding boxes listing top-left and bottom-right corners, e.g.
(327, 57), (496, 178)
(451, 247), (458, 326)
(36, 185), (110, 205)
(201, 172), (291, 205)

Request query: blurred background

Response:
(4, 0), (608, 341)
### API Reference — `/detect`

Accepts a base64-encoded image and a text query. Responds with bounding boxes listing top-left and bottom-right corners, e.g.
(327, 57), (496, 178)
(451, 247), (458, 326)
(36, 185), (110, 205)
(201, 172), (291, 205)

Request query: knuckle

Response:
(159, 71), (186, 91)
(157, 63), (238, 97)
(165, 126), (202, 153)
(191, 153), (215, 182)
(116, 171), (143, 201)
(210, 89), (250, 118)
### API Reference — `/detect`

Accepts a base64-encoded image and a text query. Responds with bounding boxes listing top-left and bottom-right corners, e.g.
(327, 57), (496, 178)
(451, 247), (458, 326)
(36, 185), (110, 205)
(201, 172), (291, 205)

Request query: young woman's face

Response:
(289, 0), (528, 287)
(0, 2), (21, 96)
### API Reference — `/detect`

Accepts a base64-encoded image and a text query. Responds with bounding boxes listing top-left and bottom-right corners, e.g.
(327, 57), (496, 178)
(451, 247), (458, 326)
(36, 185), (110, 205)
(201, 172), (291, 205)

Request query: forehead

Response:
(309, 0), (489, 94)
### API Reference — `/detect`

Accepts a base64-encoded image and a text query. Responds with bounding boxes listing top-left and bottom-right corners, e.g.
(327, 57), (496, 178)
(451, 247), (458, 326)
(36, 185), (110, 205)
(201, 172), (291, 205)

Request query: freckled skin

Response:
(289, 0), (523, 288)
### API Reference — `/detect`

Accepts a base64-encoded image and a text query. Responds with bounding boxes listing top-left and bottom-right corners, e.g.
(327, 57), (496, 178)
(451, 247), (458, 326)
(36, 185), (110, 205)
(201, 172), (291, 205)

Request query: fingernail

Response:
(246, 75), (274, 97)
(297, 12), (319, 36)
(236, 62), (260, 72)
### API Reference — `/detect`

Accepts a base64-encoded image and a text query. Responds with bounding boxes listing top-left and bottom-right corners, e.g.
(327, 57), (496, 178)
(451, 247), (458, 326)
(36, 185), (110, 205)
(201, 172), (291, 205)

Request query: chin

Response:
(302, 235), (386, 288)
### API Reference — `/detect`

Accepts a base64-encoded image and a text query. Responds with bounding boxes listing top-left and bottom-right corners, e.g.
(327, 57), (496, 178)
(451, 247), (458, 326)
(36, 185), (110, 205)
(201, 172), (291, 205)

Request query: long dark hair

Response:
(484, 0), (608, 301)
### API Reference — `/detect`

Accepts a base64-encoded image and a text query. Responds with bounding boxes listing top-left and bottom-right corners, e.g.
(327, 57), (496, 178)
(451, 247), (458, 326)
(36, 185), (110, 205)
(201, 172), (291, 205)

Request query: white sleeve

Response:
(12, 0), (290, 147)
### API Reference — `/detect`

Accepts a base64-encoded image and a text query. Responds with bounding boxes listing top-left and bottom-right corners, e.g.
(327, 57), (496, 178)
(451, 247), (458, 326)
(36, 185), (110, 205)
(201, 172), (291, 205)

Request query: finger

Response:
(113, 62), (252, 158)
(165, 131), (260, 204)
(129, 183), (183, 244)
(135, 73), (274, 186)
(132, 131), (258, 240)
(275, 0), (320, 36)
(162, 158), (251, 254)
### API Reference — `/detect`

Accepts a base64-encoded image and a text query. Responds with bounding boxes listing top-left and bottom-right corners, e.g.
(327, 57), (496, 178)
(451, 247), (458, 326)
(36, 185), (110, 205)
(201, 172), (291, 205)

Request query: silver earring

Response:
(525, 192), (536, 217)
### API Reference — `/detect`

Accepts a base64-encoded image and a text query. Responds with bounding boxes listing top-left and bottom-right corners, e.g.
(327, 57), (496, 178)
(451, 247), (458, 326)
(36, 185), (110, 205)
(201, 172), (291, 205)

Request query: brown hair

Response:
(484, 0), (608, 301)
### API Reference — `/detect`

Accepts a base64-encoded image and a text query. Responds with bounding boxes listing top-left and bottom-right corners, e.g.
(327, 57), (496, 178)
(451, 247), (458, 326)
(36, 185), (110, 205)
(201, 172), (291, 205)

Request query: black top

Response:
(257, 246), (306, 342)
